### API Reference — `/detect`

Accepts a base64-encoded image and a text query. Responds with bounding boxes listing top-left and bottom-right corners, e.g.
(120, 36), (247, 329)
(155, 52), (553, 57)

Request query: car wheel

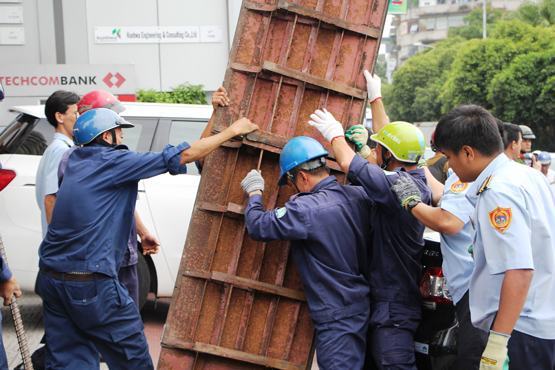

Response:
(137, 253), (151, 311)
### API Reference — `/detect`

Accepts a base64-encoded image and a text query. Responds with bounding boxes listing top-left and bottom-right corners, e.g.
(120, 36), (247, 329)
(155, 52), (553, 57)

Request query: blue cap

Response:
(73, 108), (134, 145)
(278, 136), (328, 185)
(538, 151), (551, 165)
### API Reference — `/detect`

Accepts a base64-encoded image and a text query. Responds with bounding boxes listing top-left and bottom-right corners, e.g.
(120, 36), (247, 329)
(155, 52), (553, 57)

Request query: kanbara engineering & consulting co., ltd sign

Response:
(0, 64), (137, 97)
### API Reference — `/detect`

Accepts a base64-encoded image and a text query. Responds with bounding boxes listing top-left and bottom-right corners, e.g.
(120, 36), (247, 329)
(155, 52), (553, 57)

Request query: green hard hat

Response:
(370, 121), (426, 163)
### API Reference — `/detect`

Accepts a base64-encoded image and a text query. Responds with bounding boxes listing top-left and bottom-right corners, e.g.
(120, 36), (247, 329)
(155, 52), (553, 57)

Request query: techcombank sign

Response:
(0, 64), (137, 97)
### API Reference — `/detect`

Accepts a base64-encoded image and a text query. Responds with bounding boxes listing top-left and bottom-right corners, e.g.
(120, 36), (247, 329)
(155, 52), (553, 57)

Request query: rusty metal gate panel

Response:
(159, 1), (388, 369)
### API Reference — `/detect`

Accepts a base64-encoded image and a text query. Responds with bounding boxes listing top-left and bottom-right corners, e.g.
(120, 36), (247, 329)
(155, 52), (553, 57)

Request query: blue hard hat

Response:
(73, 108), (134, 145)
(538, 151), (551, 165)
(278, 136), (328, 185)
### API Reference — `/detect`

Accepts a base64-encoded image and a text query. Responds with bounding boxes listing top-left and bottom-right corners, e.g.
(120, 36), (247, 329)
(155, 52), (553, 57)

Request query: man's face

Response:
(441, 147), (479, 183)
(507, 134), (522, 160)
(115, 127), (123, 145)
(58, 104), (79, 132)
(521, 138), (533, 153)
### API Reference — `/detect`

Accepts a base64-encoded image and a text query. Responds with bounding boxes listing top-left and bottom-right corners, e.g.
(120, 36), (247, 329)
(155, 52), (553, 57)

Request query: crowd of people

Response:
(0, 69), (553, 370)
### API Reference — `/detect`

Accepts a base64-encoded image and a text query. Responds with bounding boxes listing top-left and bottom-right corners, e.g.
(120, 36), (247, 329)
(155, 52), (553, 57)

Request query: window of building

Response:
(409, 23), (419, 33)
(448, 14), (465, 27)
(436, 16), (448, 29)
(422, 18), (436, 30)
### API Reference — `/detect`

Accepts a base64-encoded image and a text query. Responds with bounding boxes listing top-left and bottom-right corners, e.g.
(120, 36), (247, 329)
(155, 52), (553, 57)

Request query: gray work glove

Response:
(241, 169), (265, 194)
(391, 174), (422, 211)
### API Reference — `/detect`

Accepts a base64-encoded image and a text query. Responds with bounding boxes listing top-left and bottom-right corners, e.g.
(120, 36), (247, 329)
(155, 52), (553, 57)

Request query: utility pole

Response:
(482, 0), (487, 39)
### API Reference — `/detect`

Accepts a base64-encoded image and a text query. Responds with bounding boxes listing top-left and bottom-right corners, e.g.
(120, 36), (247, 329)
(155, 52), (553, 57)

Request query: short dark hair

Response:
(434, 105), (503, 156)
(502, 123), (522, 150)
(44, 90), (80, 127)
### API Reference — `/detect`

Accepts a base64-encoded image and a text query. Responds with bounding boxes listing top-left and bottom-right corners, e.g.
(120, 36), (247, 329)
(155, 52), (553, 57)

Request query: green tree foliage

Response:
(385, 0), (555, 144)
(448, 6), (506, 40)
(137, 83), (207, 104)
(440, 39), (519, 110)
(489, 49), (555, 150)
(383, 38), (464, 122)
(512, 0), (555, 26)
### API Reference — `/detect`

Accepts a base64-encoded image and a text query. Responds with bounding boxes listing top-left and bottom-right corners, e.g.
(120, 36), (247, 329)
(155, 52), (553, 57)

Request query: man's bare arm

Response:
(180, 118), (258, 165)
(44, 194), (57, 224)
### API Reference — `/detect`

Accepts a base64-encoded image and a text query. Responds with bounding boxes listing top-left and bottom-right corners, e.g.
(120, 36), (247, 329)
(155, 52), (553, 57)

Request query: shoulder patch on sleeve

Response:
(450, 180), (469, 193)
(488, 207), (512, 233)
(275, 207), (287, 219)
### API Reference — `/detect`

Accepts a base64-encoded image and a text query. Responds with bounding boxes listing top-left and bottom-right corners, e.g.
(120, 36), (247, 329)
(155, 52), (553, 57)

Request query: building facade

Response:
(0, 0), (243, 122)
(393, 0), (525, 63)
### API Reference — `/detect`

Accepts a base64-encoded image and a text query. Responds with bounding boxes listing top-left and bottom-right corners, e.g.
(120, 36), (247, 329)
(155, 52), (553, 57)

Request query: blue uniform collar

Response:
(310, 175), (337, 193)
(396, 166), (426, 181)
(86, 143), (129, 151)
(466, 153), (509, 206)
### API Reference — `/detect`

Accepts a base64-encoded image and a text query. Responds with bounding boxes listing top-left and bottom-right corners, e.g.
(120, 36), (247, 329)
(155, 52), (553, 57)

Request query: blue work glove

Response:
(480, 331), (510, 370)
(241, 169), (265, 194)
(391, 174), (422, 211)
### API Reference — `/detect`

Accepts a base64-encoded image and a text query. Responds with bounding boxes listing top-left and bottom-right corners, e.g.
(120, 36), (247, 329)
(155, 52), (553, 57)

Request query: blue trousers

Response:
(313, 303), (370, 370)
(37, 272), (153, 370)
(369, 301), (420, 370)
(508, 330), (555, 370)
(118, 263), (139, 308)
(453, 291), (488, 370)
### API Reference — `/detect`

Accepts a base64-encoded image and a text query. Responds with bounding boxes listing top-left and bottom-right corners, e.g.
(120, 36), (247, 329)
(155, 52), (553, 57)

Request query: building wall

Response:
(0, 0), (241, 123)
(394, 0), (526, 63)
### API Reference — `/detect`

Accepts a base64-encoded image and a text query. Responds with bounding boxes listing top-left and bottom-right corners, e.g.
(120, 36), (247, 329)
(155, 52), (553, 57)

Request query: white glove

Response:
(480, 331), (510, 370)
(308, 109), (344, 142)
(241, 169), (265, 194)
(363, 70), (382, 103)
(359, 145), (372, 159)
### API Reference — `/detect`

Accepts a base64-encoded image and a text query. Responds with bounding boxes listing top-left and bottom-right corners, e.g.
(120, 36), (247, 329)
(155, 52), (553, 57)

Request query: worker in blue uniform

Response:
(74, 90), (161, 307)
(37, 108), (258, 370)
(309, 109), (431, 369)
(241, 136), (373, 370)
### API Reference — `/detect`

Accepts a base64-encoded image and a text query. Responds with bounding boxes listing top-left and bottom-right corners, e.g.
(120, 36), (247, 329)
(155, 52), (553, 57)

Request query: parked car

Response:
(0, 103), (375, 309)
(0, 102), (212, 309)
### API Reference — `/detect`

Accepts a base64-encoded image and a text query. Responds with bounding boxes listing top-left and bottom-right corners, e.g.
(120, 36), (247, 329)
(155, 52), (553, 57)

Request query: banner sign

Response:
(94, 26), (223, 44)
(388, 0), (408, 14)
(0, 64), (137, 97)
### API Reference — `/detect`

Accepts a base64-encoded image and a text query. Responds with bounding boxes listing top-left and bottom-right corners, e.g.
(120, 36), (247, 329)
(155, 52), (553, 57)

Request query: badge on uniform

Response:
(488, 207), (512, 233)
(275, 207), (287, 219)
(450, 180), (468, 193)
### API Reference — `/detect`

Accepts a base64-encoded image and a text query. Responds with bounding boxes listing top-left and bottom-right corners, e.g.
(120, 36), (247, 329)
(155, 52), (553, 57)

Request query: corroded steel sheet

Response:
(159, 1), (388, 369)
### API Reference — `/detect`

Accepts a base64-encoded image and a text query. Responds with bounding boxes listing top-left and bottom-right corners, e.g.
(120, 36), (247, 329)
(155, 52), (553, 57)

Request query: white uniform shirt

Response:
(466, 154), (555, 339)
(439, 173), (475, 305)
(35, 133), (73, 237)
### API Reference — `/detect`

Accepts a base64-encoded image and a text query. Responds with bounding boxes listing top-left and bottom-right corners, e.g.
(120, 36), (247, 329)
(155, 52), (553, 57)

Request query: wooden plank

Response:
(160, 0), (387, 367)
(162, 338), (306, 370)
(243, 0), (381, 39)
(197, 201), (246, 216)
(263, 61), (367, 99)
(183, 270), (307, 302)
